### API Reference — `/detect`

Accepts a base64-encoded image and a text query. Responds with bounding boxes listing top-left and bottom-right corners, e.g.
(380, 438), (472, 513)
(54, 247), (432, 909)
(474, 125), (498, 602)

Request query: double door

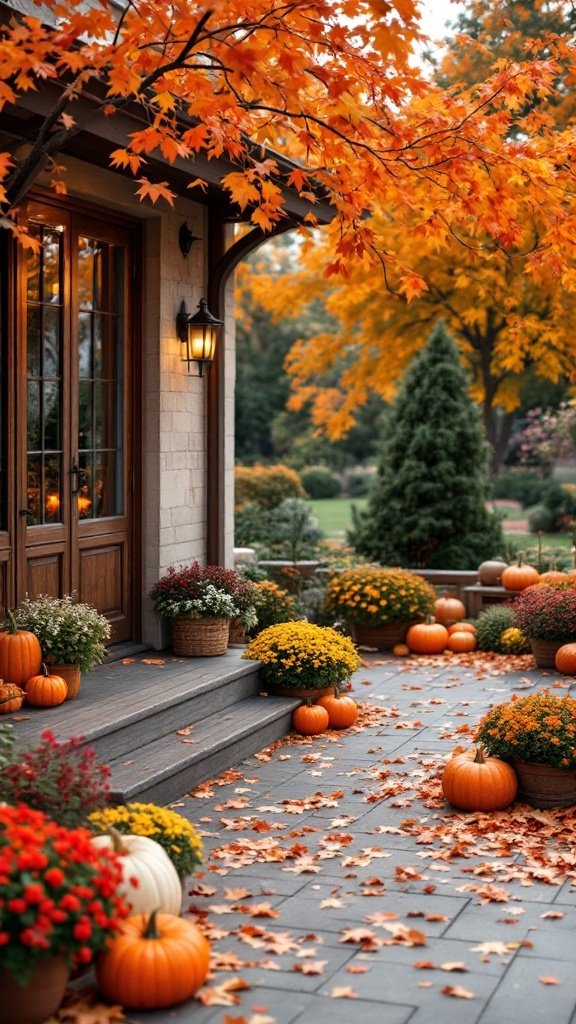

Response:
(9, 200), (136, 643)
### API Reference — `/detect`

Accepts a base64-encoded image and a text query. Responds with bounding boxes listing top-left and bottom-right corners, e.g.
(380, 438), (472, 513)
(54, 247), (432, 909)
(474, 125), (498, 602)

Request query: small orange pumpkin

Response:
(447, 622), (476, 636)
(316, 693), (358, 729)
(501, 557), (540, 592)
(0, 611), (42, 687)
(96, 910), (210, 1010)
(441, 746), (518, 812)
(292, 701), (329, 736)
(555, 643), (576, 676)
(433, 596), (466, 627)
(406, 620), (448, 655)
(0, 682), (25, 714)
(392, 643), (411, 656)
(25, 663), (67, 707)
(447, 630), (477, 653)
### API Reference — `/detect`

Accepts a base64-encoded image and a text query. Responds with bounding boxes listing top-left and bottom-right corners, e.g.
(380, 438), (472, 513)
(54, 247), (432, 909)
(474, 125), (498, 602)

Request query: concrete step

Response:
(107, 693), (300, 804)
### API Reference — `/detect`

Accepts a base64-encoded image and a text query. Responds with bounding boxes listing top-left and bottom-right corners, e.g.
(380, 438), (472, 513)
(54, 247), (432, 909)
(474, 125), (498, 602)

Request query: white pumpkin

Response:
(91, 830), (182, 916)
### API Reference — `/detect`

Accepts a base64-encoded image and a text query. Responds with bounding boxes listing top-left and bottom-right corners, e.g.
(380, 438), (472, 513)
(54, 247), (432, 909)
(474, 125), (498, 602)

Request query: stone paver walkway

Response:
(112, 653), (576, 1024)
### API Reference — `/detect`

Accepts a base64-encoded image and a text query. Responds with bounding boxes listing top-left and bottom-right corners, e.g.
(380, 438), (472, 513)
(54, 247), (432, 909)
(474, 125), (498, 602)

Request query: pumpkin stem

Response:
(474, 745), (486, 764)
(108, 826), (127, 854)
(516, 551), (524, 567)
(143, 909), (161, 940)
(4, 610), (18, 635)
(40, 662), (48, 677)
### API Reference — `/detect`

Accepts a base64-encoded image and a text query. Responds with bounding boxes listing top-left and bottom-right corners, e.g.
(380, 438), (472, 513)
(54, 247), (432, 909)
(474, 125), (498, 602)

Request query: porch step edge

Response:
(107, 694), (299, 804)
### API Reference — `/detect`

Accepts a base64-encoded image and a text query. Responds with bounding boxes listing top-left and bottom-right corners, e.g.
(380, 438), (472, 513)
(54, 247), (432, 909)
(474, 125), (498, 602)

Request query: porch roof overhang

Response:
(0, 77), (335, 228)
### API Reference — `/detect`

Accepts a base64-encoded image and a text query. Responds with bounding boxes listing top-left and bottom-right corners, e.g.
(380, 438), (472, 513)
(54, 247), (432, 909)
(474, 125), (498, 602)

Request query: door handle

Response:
(18, 508), (33, 517)
(70, 457), (80, 495)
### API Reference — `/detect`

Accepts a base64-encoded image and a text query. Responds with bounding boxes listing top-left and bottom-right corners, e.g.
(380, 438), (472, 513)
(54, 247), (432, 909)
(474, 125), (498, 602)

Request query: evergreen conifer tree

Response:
(352, 322), (503, 569)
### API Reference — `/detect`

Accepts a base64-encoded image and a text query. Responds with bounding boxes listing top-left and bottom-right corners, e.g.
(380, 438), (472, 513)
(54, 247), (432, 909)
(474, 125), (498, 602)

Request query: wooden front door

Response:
(16, 200), (135, 643)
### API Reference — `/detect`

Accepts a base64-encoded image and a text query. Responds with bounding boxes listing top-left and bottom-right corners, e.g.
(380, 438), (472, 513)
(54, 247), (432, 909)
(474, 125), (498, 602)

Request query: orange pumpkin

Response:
(96, 910), (210, 1010)
(441, 746), (518, 811)
(447, 630), (477, 653)
(555, 643), (576, 676)
(25, 664), (67, 707)
(501, 559), (540, 592)
(539, 571), (570, 585)
(433, 596), (466, 627)
(316, 693), (358, 729)
(0, 611), (42, 687)
(392, 643), (411, 656)
(292, 702), (329, 735)
(447, 622), (476, 636)
(0, 683), (25, 714)
(406, 620), (448, 655)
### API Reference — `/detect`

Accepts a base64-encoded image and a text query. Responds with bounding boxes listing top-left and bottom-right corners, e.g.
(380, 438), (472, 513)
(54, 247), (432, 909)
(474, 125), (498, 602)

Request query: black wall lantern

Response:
(176, 298), (223, 376)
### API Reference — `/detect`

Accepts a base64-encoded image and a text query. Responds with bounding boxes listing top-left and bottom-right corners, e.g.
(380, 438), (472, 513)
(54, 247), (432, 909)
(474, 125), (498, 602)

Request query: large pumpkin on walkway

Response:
(0, 611), (42, 687)
(96, 910), (210, 1010)
(555, 644), (576, 676)
(441, 746), (517, 812)
(406, 621), (448, 655)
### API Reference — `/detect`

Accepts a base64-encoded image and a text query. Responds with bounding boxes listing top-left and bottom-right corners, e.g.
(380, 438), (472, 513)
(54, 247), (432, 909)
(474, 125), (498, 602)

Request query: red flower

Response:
(24, 883), (45, 904)
(44, 867), (65, 888)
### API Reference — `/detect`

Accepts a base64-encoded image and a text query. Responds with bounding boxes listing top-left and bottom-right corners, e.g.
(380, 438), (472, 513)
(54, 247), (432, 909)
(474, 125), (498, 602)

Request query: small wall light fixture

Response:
(176, 298), (223, 376)
(178, 221), (200, 258)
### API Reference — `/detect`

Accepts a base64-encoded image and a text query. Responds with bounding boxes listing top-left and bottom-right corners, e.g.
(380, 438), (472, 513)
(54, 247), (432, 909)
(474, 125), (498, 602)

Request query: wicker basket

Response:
(171, 616), (230, 657)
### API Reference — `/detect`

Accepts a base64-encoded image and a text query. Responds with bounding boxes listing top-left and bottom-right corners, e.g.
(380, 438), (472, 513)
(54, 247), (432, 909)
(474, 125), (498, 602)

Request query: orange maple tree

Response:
(1, 0), (575, 291)
(233, 0), (576, 465)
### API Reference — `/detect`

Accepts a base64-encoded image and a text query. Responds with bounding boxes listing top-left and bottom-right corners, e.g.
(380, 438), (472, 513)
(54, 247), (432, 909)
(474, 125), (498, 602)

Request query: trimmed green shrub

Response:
(492, 470), (546, 508)
(235, 464), (305, 510)
(301, 465), (341, 500)
(345, 468), (373, 497)
(351, 323), (503, 569)
(526, 503), (556, 533)
(475, 605), (516, 653)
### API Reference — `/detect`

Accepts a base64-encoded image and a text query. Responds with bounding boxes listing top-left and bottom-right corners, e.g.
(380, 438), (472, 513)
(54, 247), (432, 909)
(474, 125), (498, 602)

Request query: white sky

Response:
(419, 0), (460, 42)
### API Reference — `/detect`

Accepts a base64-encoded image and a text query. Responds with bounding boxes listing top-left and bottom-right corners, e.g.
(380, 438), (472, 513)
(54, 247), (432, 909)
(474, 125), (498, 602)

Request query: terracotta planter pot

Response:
(349, 621), (411, 651)
(47, 662), (81, 700)
(265, 684), (335, 699)
(1, 957), (70, 1024)
(529, 638), (565, 669)
(228, 619), (247, 646)
(514, 761), (576, 809)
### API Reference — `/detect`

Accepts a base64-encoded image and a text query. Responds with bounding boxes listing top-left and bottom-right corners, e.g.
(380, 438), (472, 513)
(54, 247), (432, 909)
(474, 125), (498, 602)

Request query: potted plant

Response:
(474, 689), (576, 808)
(150, 562), (250, 656)
(12, 595), (111, 699)
(0, 728), (111, 828)
(88, 801), (204, 881)
(325, 565), (436, 649)
(511, 581), (576, 667)
(242, 620), (360, 697)
(0, 802), (129, 1024)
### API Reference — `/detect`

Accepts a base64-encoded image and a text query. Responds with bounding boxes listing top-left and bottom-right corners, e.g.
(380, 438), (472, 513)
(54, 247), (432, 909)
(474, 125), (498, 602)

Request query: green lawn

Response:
(310, 497), (574, 567)
(310, 497), (366, 537)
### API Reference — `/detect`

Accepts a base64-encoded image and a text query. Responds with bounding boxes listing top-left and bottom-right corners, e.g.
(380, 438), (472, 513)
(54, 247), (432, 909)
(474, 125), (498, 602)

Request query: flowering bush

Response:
(325, 566), (435, 626)
(243, 620), (360, 690)
(252, 580), (298, 632)
(0, 729), (111, 828)
(88, 802), (203, 879)
(149, 562), (250, 620)
(512, 583), (576, 641)
(13, 594), (111, 673)
(475, 690), (576, 768)
(0, 803), (129, 985)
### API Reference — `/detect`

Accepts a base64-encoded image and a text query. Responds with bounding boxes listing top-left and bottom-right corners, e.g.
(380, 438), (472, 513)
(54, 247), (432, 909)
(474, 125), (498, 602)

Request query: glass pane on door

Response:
(76, 237), (124, 520)
(25, 224), (64, 526)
